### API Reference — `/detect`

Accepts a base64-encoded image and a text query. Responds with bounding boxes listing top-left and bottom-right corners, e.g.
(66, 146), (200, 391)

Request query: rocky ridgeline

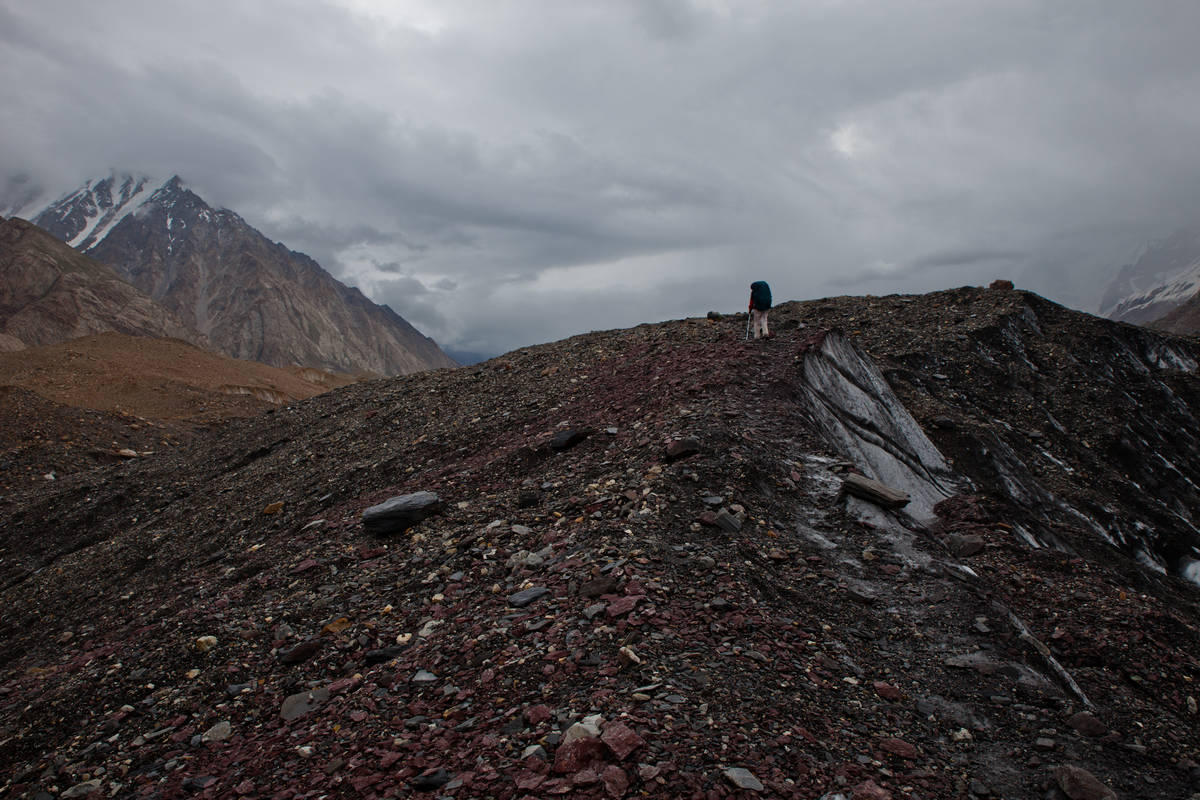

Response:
(1, 286), (1199, 799)
(29, 175), (456, 376)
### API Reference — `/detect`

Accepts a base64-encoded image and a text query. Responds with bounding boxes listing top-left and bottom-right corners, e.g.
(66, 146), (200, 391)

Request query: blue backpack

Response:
(750, 281), (772, 311)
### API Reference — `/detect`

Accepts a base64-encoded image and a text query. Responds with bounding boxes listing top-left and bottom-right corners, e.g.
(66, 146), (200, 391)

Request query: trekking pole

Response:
(745, 312), (751, 341)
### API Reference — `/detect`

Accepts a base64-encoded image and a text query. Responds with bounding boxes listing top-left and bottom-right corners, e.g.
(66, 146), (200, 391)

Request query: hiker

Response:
(749, 280), (772, 339)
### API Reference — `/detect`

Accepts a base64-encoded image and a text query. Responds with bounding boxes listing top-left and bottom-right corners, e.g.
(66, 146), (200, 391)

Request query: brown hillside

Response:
(0, 217), (207, 350)
(0, 333), (362, 488)
(0, 332), (360, 419)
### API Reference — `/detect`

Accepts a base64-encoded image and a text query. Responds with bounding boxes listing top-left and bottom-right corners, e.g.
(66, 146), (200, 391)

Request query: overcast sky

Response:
(3, 1), (1200, 358)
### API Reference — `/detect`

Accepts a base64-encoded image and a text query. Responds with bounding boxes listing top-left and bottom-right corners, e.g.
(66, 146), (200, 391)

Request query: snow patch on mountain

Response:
(1099, 222), (1200, 325)
(31, 173), (159, 252)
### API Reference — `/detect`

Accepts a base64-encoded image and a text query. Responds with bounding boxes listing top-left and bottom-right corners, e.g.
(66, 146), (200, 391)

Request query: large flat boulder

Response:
(362, 491), (442, 535)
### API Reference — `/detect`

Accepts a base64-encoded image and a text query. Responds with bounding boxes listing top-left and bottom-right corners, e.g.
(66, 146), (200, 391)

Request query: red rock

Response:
(553, 738), (609, 774)
(664, 437), (701, 461)
(581, 575), (619, 598)
(290, 559), (319, 574)
(525, 704), (552, 725)
(606, 595), (644, 618)
(879, 738), (919, 759)
(572, 768), (601, 785)
(350, 774), (380, 792)
(235, 780), (255, 794)
(279, 638), (323, 664)
(1054, 765), (1117, 800)
(515, 772), (546, 790)
(873, 681), (902, 701)
(601, 721), (644, 760)
(602, 765), (629, 797)
(327, 675), (360, 694)
(853, 779), (893, 799)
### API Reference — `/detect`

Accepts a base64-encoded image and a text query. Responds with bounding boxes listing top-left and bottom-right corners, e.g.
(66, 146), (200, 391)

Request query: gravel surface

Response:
(1, 286), (1198, 799)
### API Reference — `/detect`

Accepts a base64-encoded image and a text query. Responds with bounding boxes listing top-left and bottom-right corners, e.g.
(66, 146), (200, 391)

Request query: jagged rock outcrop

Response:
(1, 287), (1198, 799)
(799, 330), (964, 523)
(31, 175), (456, 375)
(0, 216), (206, 350)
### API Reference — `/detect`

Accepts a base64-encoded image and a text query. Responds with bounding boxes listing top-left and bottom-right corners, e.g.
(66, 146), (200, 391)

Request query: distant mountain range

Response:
(1098, 221), (1200, 330)
(14, 174), (455, 375)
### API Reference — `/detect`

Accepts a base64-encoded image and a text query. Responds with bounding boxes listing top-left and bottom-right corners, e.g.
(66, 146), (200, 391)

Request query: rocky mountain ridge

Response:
(1, 287), (1198, 799)
(1098, 221), (1200, 327)
(1150, 289), (1200, 337)
(0, 216), (207, 352)
(27, 174), (456, 375)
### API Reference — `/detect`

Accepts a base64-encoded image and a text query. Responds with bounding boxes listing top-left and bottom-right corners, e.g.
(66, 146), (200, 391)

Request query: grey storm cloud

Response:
(3, 0), (1200, 358)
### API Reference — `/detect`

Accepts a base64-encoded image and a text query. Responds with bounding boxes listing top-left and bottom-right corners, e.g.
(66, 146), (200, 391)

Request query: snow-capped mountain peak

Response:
(33, 173), (159, 251)
(1098, 222), (1200, 325)
(20, 171), (456, 375)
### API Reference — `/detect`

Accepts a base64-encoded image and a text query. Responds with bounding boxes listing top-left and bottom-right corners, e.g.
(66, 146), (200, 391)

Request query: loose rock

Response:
(362, 491), (442, 534)
(508, 586), (550, 608)
(1053, 764), (1118, 800)
(280, 687), (330, 721)
(723, 767), (764, 792)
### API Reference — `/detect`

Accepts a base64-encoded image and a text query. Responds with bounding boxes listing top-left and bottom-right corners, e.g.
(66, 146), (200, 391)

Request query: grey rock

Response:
(201, 720), (231, 742)
(413, 670), (438, 683)
(508, 586), (550, 608)
(506, 549), (544, 571)
(724, 767), (764, 792)
(561, 721), (600, 746)
(714, 509), (741, 532)
(280, 687), (330, 721)
(61, 780), (103, 798)
(947, 533), (985, 557)
(551, 429), (590, 451)
(522, 744), (548, 760)
(362, 492), (442, 535)
(365, 645), (409, 664)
